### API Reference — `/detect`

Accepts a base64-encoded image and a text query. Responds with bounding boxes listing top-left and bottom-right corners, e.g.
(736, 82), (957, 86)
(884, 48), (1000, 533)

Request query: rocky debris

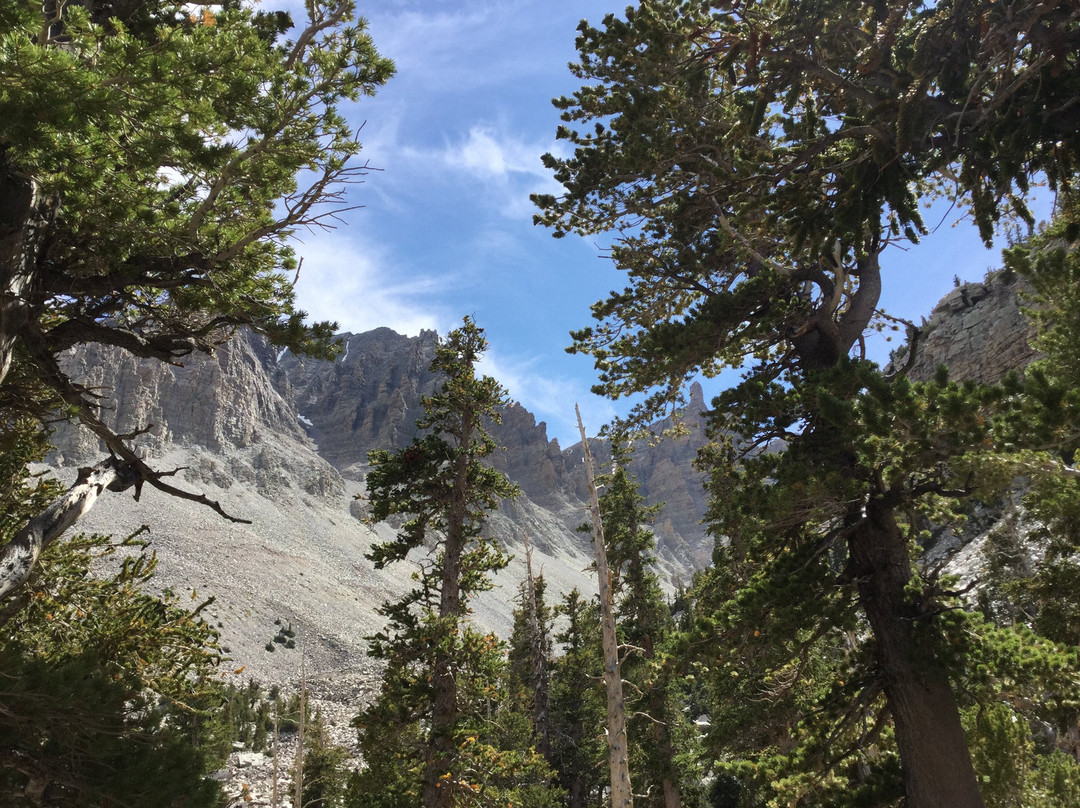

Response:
(217, 670), (380, 807)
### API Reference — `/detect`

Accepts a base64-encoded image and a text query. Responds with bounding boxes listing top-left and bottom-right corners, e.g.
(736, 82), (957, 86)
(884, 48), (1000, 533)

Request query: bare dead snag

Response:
(576, 404), (634, 808)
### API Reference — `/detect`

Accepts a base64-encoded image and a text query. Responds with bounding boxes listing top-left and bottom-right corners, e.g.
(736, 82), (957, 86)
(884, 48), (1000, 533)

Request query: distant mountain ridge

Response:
(43, 325), (711, 684)
(40, 271), (1031, 685)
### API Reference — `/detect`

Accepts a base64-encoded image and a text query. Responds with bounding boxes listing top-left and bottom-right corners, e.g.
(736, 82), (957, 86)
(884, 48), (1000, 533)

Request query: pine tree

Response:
(598, 449), (701, 808)
(535, 2), (1080, 804)
(0, 527), (229, 804)
(578, 410), (634, 808)
(546, 589), (607, 808)
(507, 554), (553, 757)
(0, 0), (394, 584)
(350, 318), (558, 808)
(298, 710), (349, 808)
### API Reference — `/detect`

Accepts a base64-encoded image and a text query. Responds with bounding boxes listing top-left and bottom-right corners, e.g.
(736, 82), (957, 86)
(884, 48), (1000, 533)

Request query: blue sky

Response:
(279, 0), (1054, 447)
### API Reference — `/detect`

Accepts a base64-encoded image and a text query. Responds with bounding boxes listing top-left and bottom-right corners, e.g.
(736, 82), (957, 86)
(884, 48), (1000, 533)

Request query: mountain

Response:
(43, 326), (712, 687)
(38, 268), (1036, 688)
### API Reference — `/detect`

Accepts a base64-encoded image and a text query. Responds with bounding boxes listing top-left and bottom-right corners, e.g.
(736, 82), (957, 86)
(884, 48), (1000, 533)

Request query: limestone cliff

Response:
(40, 326), (712, 683)
(893, 271), (1038, 384)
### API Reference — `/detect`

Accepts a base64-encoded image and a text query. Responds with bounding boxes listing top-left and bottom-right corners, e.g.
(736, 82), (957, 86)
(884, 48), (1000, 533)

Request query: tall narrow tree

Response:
(599, 447), (695, 808)
(577, 406), (633, 808)
(547, 588), (606, 808)
(354, 318), (557, 808)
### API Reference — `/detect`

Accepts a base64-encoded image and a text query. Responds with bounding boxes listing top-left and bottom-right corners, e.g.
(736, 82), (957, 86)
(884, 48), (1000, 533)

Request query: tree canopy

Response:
(535, 1), (1080, 805)
(535, 0), (1080, 418)
(0, 0), (392, 587)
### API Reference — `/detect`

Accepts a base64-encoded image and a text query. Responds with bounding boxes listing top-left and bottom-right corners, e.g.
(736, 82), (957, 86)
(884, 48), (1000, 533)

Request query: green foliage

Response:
(0, 0), (393, 541)
(298, 710), (349, 808)
(536, 0), (1080, 421)
(353, 318), (559, 807)
(350, 623), (560, 808)
(362, 317), (519, 583)
(507, 572), (553, 748)
(0, 529), (228, 805)
(1, 0), (393, 360)
(596, 448), (705, 807)
(536, 1), (1080, 804)
(545, 589), (606, 808)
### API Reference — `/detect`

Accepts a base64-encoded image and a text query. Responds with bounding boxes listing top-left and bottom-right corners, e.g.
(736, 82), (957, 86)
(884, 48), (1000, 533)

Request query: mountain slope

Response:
(42, 327), (709, 684)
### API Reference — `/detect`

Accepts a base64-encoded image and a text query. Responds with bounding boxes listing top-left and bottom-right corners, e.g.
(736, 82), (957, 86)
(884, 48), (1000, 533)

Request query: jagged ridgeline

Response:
(43, 327), (711, 683)
(40, 270), (1036, 687)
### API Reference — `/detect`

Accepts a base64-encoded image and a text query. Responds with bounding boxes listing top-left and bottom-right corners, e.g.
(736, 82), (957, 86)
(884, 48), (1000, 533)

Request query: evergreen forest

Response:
(3, 1), (1080, 806)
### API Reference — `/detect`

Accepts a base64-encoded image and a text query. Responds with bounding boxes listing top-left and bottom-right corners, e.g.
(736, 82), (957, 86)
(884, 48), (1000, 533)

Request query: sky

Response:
(275, 0), (1055, 447)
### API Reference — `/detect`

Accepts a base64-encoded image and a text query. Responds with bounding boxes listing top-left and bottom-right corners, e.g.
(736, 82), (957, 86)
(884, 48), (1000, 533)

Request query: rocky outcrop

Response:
(892, 272), (1038, 384)
(39, 324), (712, 685)
(50, 332), (345, 501)
(275, 328), (439, 476)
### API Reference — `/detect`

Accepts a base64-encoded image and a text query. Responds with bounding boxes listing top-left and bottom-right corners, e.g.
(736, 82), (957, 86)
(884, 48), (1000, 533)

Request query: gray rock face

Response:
(50, 332), (345, 501)
(41, 325), (712, 686)
(892, 272), (1038, 385)
(276, 328), (439, 476)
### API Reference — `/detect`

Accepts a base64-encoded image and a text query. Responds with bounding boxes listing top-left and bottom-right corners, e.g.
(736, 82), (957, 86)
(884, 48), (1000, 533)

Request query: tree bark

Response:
(849, 498), (986, 808)
(422, 426), (473, 808)
(577, 405), (634, 808)
(0, 456), (141, 599)
(0, 156), (53, 389)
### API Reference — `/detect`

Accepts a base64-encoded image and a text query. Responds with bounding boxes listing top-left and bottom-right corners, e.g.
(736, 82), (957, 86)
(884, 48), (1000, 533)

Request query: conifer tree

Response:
(297, 710), (349, 808)
(546, 588), (606, 808)
(578, 410), (634, 808)
(507, 554), (553, 757)
(536, 2), (1080, 805)
(0, 0), (394, 581)
(0, 527), (229, 804)
(351, 318), (558, 808)
(598, 449), (701, 808)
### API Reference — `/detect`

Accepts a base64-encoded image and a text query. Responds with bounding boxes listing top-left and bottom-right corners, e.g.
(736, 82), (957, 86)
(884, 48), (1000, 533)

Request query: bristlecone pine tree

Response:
(350, 318), (559, 808)
(0, 0), (394, 592)
(535, 1), (1080, 805)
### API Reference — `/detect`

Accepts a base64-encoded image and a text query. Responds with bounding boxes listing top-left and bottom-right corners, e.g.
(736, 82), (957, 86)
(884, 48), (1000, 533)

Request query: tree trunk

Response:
(422, 438), (472, 808)
(849, 498), (985, 808)
(294, 648), (307, 808)
(650, 692), (681, 808)
(0, 156), (53, 389)
(577, 405), (634, 808)
(0, 456), (140, 599)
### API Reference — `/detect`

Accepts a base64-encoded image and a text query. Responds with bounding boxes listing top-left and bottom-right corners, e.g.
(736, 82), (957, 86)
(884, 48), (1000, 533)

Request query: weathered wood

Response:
(576, 405), (633, 808)
(0, 158), (54, 389)
(0, 456), (141, 599)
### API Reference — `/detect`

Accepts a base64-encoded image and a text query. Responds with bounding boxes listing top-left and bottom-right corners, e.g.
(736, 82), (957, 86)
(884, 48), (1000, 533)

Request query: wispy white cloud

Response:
(388, 124), (566, 219)
(452, 126), (543, 179)
(289, 231), (456, 338)
(478, 348), (618, 446)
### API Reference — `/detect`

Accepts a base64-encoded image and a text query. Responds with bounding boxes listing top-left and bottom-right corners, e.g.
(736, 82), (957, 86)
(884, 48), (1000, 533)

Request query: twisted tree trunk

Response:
(0, 457), (141, 599)
(849, 498), (986, 808)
